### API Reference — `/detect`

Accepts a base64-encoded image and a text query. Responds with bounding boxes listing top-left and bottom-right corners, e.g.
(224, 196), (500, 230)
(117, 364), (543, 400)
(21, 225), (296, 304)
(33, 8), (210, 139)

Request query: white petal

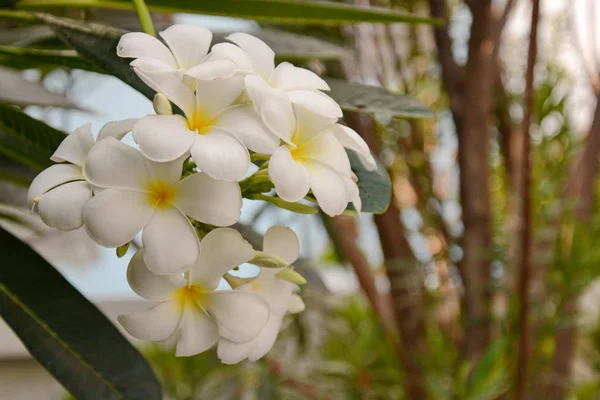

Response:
(50, 123), (94, 167)
(330, 124), (377, 171)
(189, 131), (249, 181)
(287, 294), (305, 314)
(97, 118), (139, 142)
(288, 90), (342, 119)
(83, 137), (150, 191)
(117, 32), (177, 68)
(27, 164), (82, 205)
(173, 172), (242, 226)
(226, 32), (275, 79)
(185, 59), (236, 81)
(205, 43), (254, 73)
(306, 162), (349, 217)
(270, 62), (330, 91)
(159, 24), (212, 70)
(145, 155), (187, 186)
(130, 58), (196, 118)
(215, 105), (280, 154)
(38, 181), (91, 231)
(208, 291), (269, 343)
(268, 146), (310, 202)
(190, 228), (254, 289)
(133, 115), (195, 162)
(342, 174), (362, 213)
(242, 75), (296, 143)
(293, 104), (338, 145)
(217, 339), (251, 365)
(142, 207), (200, 275)
(263, 226), (299, 264)
(118, 301), (182, 341)
(127, 248), (184, 301)
(247, 315), (283, 361)
(176, 304), (219, 357)
(195, 75), (245, 118)
(83, 189), (154, 247)
(298, 130), (352, 174)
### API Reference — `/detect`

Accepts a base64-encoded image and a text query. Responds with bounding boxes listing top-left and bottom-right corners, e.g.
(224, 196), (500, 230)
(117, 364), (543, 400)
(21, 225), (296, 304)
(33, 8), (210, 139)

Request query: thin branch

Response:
(515, 0), (540, 398)
(568, 1), (600, 94)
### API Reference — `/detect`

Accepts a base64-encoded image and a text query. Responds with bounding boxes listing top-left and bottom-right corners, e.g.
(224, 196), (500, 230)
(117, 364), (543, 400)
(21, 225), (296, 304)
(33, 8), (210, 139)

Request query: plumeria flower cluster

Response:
(26, 24), (375, 362)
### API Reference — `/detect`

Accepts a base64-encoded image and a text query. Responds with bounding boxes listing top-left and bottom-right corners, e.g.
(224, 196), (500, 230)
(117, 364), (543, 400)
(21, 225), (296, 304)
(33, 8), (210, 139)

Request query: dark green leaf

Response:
(34, 13), (155, 100)
(19, 0), (441, 25)
(348, 150), (392, 214)
(0, 45), (102, 72)
(0, 104), (66, 170)
(0, 227), (162, 400)
(326, 78), (435, 119)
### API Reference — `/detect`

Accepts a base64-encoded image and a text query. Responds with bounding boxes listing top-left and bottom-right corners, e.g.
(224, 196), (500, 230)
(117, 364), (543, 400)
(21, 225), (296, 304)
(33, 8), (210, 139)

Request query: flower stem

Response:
(131, 0), (155, 37)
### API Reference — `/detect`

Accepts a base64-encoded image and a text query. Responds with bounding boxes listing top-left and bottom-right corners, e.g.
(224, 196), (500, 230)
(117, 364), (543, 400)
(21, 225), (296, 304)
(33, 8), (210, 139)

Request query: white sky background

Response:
(20, 0), (600, 301)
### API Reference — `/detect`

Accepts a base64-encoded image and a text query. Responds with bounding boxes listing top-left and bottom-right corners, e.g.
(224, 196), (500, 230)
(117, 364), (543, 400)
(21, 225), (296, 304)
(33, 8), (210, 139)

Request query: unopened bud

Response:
(275, 267), (307, 285)
(116, 242), (130, 258)
(153, 93), (172, 115)
(250, 251), (289, 269)
(224, 273), (254, 288)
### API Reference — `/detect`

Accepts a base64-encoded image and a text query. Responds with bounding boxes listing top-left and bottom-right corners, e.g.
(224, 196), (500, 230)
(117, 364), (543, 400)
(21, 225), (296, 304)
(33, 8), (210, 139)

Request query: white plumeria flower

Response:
(117, 24), (237, 85)
(82, 137), (242, 275)
(217, 226), (305, 364)
(27, 119), (137, 231)
(264, 104), (368, 216)
(226, 32), (342, 119)
(132, 74), (279, 181)
(119, 228), (269, 357)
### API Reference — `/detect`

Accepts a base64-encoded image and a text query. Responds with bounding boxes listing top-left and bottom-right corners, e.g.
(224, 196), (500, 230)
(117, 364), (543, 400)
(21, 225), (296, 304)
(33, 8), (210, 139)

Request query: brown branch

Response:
(323, 215), (396, 331)
(265, 357), (327, 400)
(515, 1), (540, 398)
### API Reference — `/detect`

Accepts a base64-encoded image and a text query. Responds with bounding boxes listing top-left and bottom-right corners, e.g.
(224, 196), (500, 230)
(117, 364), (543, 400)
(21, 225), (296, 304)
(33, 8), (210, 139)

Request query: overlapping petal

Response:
(50, 123), (94, 166)
(117, 32), (177, 68)
(37, 181), (91, 231)
(27, 164), (83, 205)
(226, 32), (275, 79)
(269, 62), (330, 91)
(133, 115), (194, 162)
(190, 228), (254, 289)
(97, 118), (139, 142)
(306, 162), (349, 217)
(83, 189), (154, 247)
(263, 226), (299, 264)
(269, 146), (310, 202)
(142, 208), (200, 275)
(208, 291), (269, 343)
(216, 105), (280, 154)
(173, 172), (242, 226)
(330, 124), (377, 171)
(127, 249), (184, 301)
(118, 301), (182, 341)
(159, 25), (212, 70)
(190, 131), (249, 181)
(176, 305), (219, 357)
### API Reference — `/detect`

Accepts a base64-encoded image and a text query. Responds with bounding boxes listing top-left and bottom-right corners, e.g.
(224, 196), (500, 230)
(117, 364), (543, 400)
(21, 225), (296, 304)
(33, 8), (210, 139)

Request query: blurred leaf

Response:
(16, 0), (441, 25)
(0, 227), (162, 399)
(326, 78), (435, 119)
(465, 338), (510, 400)
(0, 45), (101, 72)
(0, 103), (65, 168)
(35, 13), (155, 100)
(348, 150), (392, 214)
(0, 66), (84, 109)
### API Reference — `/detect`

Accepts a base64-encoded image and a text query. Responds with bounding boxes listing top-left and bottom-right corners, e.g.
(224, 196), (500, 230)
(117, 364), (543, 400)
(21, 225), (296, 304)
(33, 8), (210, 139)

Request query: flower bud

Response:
(275, 267), (307, 285)
(153, 93), (172, 115)
(250, 251), (289, 269)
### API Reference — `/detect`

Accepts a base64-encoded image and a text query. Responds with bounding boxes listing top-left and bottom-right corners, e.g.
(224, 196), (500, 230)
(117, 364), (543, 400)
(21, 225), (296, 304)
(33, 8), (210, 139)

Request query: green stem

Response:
(0, 10), (37, 21)
(131, 0), (156, 36)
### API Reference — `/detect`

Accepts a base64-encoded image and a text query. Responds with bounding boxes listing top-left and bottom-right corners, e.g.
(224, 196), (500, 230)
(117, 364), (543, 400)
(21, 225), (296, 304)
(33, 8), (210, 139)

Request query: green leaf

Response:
(348, 150), (392, 214)
(0, 103), (66, 169)
(16, 0), (441, 25)
(34, 13), (155, 100)
(0, 45), (101, 72)
(326, 78), (435, 119)
(0, 227), (162, 399)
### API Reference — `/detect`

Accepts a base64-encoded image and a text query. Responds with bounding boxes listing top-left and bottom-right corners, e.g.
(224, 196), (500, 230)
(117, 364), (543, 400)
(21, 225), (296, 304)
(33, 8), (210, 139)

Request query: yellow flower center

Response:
(174, 284), (210, 310)
(188, 108), (215, 134)
(146, 180), (178, 208)
(289, 131), (309, 163)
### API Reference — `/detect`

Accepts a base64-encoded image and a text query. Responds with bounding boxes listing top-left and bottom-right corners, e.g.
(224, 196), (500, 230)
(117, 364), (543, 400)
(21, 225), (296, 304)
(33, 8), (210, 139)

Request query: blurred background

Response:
(2, 0), (600, 399)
